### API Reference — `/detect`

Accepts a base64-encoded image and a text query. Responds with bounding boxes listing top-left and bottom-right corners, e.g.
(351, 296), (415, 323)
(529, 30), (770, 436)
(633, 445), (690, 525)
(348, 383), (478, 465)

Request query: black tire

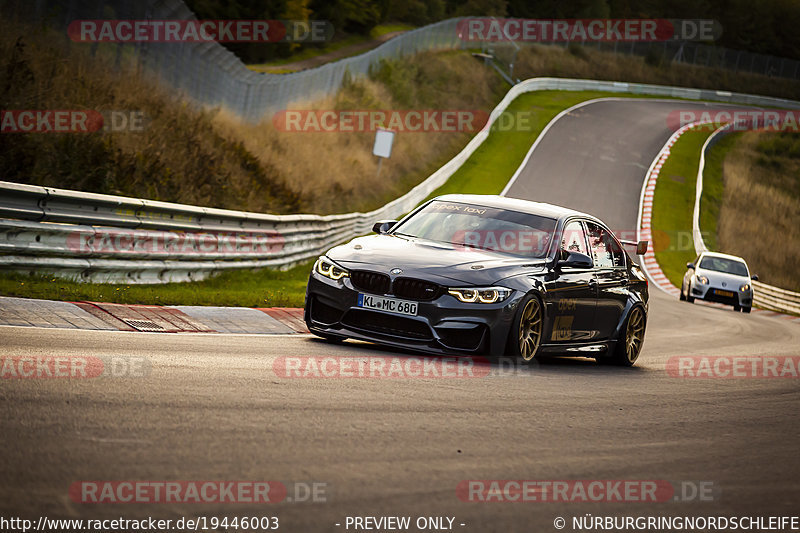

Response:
(610, 306), (646, 366)
(734, 303), (741, 312)
(742, 306), (751, 314)
(679, 289), (686, 301)
(507, 294), (544, 363)
(685, 282), (695, 303)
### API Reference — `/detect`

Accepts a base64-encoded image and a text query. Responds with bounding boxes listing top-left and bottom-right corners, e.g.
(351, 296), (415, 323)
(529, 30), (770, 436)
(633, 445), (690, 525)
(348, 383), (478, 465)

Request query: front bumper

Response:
(691, 282), (752, 307)
(304, 272), (520, 356)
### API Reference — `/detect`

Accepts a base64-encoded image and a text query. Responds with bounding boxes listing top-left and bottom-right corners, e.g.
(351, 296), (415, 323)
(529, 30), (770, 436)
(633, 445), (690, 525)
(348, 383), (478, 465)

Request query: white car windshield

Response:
(699, 256), (748, 276)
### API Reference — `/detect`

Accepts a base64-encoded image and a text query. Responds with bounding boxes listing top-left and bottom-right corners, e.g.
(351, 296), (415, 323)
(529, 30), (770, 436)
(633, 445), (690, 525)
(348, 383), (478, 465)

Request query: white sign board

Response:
(373, 128), (395, 159)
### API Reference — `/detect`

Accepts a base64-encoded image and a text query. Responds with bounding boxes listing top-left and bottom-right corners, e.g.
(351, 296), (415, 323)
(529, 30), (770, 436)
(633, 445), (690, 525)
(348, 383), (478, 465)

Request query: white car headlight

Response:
(696, 275), (709, 285)
(448, 287), (512, 304)
(315, 257), (349, 281)
(740, 283), (751, 292)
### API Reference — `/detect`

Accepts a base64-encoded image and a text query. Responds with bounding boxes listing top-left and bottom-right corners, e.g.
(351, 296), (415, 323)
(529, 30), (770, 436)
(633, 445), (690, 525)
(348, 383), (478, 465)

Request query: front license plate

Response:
(358, 294), (418, 316)
(714, 289), (734, 298)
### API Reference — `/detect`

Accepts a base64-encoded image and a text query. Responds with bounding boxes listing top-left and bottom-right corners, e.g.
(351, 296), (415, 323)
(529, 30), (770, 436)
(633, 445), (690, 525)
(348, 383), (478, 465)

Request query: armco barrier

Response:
(692, 124), (800, 315)
(752, 281), (800, 315)
(2, 77), (800, 291)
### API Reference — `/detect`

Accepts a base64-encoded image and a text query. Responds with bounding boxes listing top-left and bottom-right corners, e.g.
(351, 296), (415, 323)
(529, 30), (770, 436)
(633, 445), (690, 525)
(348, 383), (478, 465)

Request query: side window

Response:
(607, 234), (624, 268)
(561, 221), (589, 256)
(587, 222), (624, 268)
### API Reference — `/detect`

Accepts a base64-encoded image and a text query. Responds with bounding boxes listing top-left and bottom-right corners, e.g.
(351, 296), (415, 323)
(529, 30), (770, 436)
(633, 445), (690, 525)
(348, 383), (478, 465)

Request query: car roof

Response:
(433, 194), (599, 223)
(699, 251), (748, 263)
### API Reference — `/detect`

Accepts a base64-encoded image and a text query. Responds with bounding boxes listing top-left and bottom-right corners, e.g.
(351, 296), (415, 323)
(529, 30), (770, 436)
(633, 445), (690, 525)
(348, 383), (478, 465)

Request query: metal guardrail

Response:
(752, 281), (800, 315)
(692, 124), (800, 315)
(692, 123), (731, 257)
(2, 77), (800, 291)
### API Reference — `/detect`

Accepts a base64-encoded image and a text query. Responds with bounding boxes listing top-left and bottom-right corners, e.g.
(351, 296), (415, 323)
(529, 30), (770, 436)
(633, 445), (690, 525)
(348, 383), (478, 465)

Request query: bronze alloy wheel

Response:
(624, 306), (645, 364)
(518, 298), (543, 361)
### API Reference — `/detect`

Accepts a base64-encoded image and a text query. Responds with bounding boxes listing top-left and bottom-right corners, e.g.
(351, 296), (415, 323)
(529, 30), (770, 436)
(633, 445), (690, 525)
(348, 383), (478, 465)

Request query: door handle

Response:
(588, 279), (598, 287)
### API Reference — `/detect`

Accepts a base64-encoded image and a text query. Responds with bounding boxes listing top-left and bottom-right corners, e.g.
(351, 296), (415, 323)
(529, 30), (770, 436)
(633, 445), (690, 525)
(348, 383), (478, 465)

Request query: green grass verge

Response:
(0, 261), (313, 308)
(651, 127), (718, 286)
(370, 23), (415, 38)
(698, 132), (740, 252)
(0, 90), (680, 307)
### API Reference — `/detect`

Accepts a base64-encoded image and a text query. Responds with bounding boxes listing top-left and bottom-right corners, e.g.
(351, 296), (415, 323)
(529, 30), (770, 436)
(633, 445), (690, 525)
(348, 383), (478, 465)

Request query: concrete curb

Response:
(0, 296), (308, 334)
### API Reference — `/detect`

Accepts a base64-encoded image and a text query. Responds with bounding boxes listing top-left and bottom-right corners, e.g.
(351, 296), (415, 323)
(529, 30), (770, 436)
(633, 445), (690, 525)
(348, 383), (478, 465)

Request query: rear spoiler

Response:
(621, 239), (649, 255)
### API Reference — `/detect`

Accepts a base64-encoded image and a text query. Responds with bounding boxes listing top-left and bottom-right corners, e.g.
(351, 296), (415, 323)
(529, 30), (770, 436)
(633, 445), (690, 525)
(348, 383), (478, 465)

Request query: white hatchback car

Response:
(680, 251), (758, 313)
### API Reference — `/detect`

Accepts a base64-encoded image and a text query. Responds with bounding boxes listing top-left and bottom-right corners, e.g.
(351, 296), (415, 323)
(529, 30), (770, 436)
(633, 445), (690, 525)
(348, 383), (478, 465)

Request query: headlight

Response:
(315, 257), (349, 281)
(740, 283), (751, 292)
(448, 287), (512, 304)
(696, 275), (709, 285)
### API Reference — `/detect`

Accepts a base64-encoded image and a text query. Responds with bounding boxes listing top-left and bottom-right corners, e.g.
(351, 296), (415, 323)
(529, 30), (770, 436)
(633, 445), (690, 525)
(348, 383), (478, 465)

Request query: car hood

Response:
(696, 268), (750, 289)
(326, 234), (547, 285)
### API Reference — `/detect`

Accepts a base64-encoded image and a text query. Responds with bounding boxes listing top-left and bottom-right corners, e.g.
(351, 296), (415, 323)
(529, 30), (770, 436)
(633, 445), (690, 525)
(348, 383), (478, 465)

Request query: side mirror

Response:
(372, 220), (397, 234)
(751, 274), (759, 281)
(557, 251), (593, 270)
(620, 239), (648, 255)
(686, 262), (695, 270)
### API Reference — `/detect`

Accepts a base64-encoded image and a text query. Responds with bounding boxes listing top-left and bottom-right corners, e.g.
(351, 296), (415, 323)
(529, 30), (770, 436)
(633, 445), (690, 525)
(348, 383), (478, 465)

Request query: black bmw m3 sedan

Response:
(305, 194), (649, 366)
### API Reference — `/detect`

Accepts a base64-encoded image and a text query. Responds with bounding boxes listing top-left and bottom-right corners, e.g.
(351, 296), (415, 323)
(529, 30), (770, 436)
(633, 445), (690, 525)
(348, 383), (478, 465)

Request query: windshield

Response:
(392, 200), (557, 258)
(699, 256), (748, 276)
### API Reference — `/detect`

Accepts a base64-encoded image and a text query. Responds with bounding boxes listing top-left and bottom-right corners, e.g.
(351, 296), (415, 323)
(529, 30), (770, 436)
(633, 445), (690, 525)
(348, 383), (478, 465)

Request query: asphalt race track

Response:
(2, 99), (799, 532)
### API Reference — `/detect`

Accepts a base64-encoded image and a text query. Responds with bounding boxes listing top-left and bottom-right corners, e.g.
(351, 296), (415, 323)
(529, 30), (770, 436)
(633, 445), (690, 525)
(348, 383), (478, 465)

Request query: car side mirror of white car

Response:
(751, 274), (759, 281)
(686, 262), (695, 270)
(372, 220), (397, 234)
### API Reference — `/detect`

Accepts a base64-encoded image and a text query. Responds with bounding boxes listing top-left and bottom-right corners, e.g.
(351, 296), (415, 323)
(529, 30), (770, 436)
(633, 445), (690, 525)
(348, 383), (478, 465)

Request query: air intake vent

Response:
(342, 309), (432, 340)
